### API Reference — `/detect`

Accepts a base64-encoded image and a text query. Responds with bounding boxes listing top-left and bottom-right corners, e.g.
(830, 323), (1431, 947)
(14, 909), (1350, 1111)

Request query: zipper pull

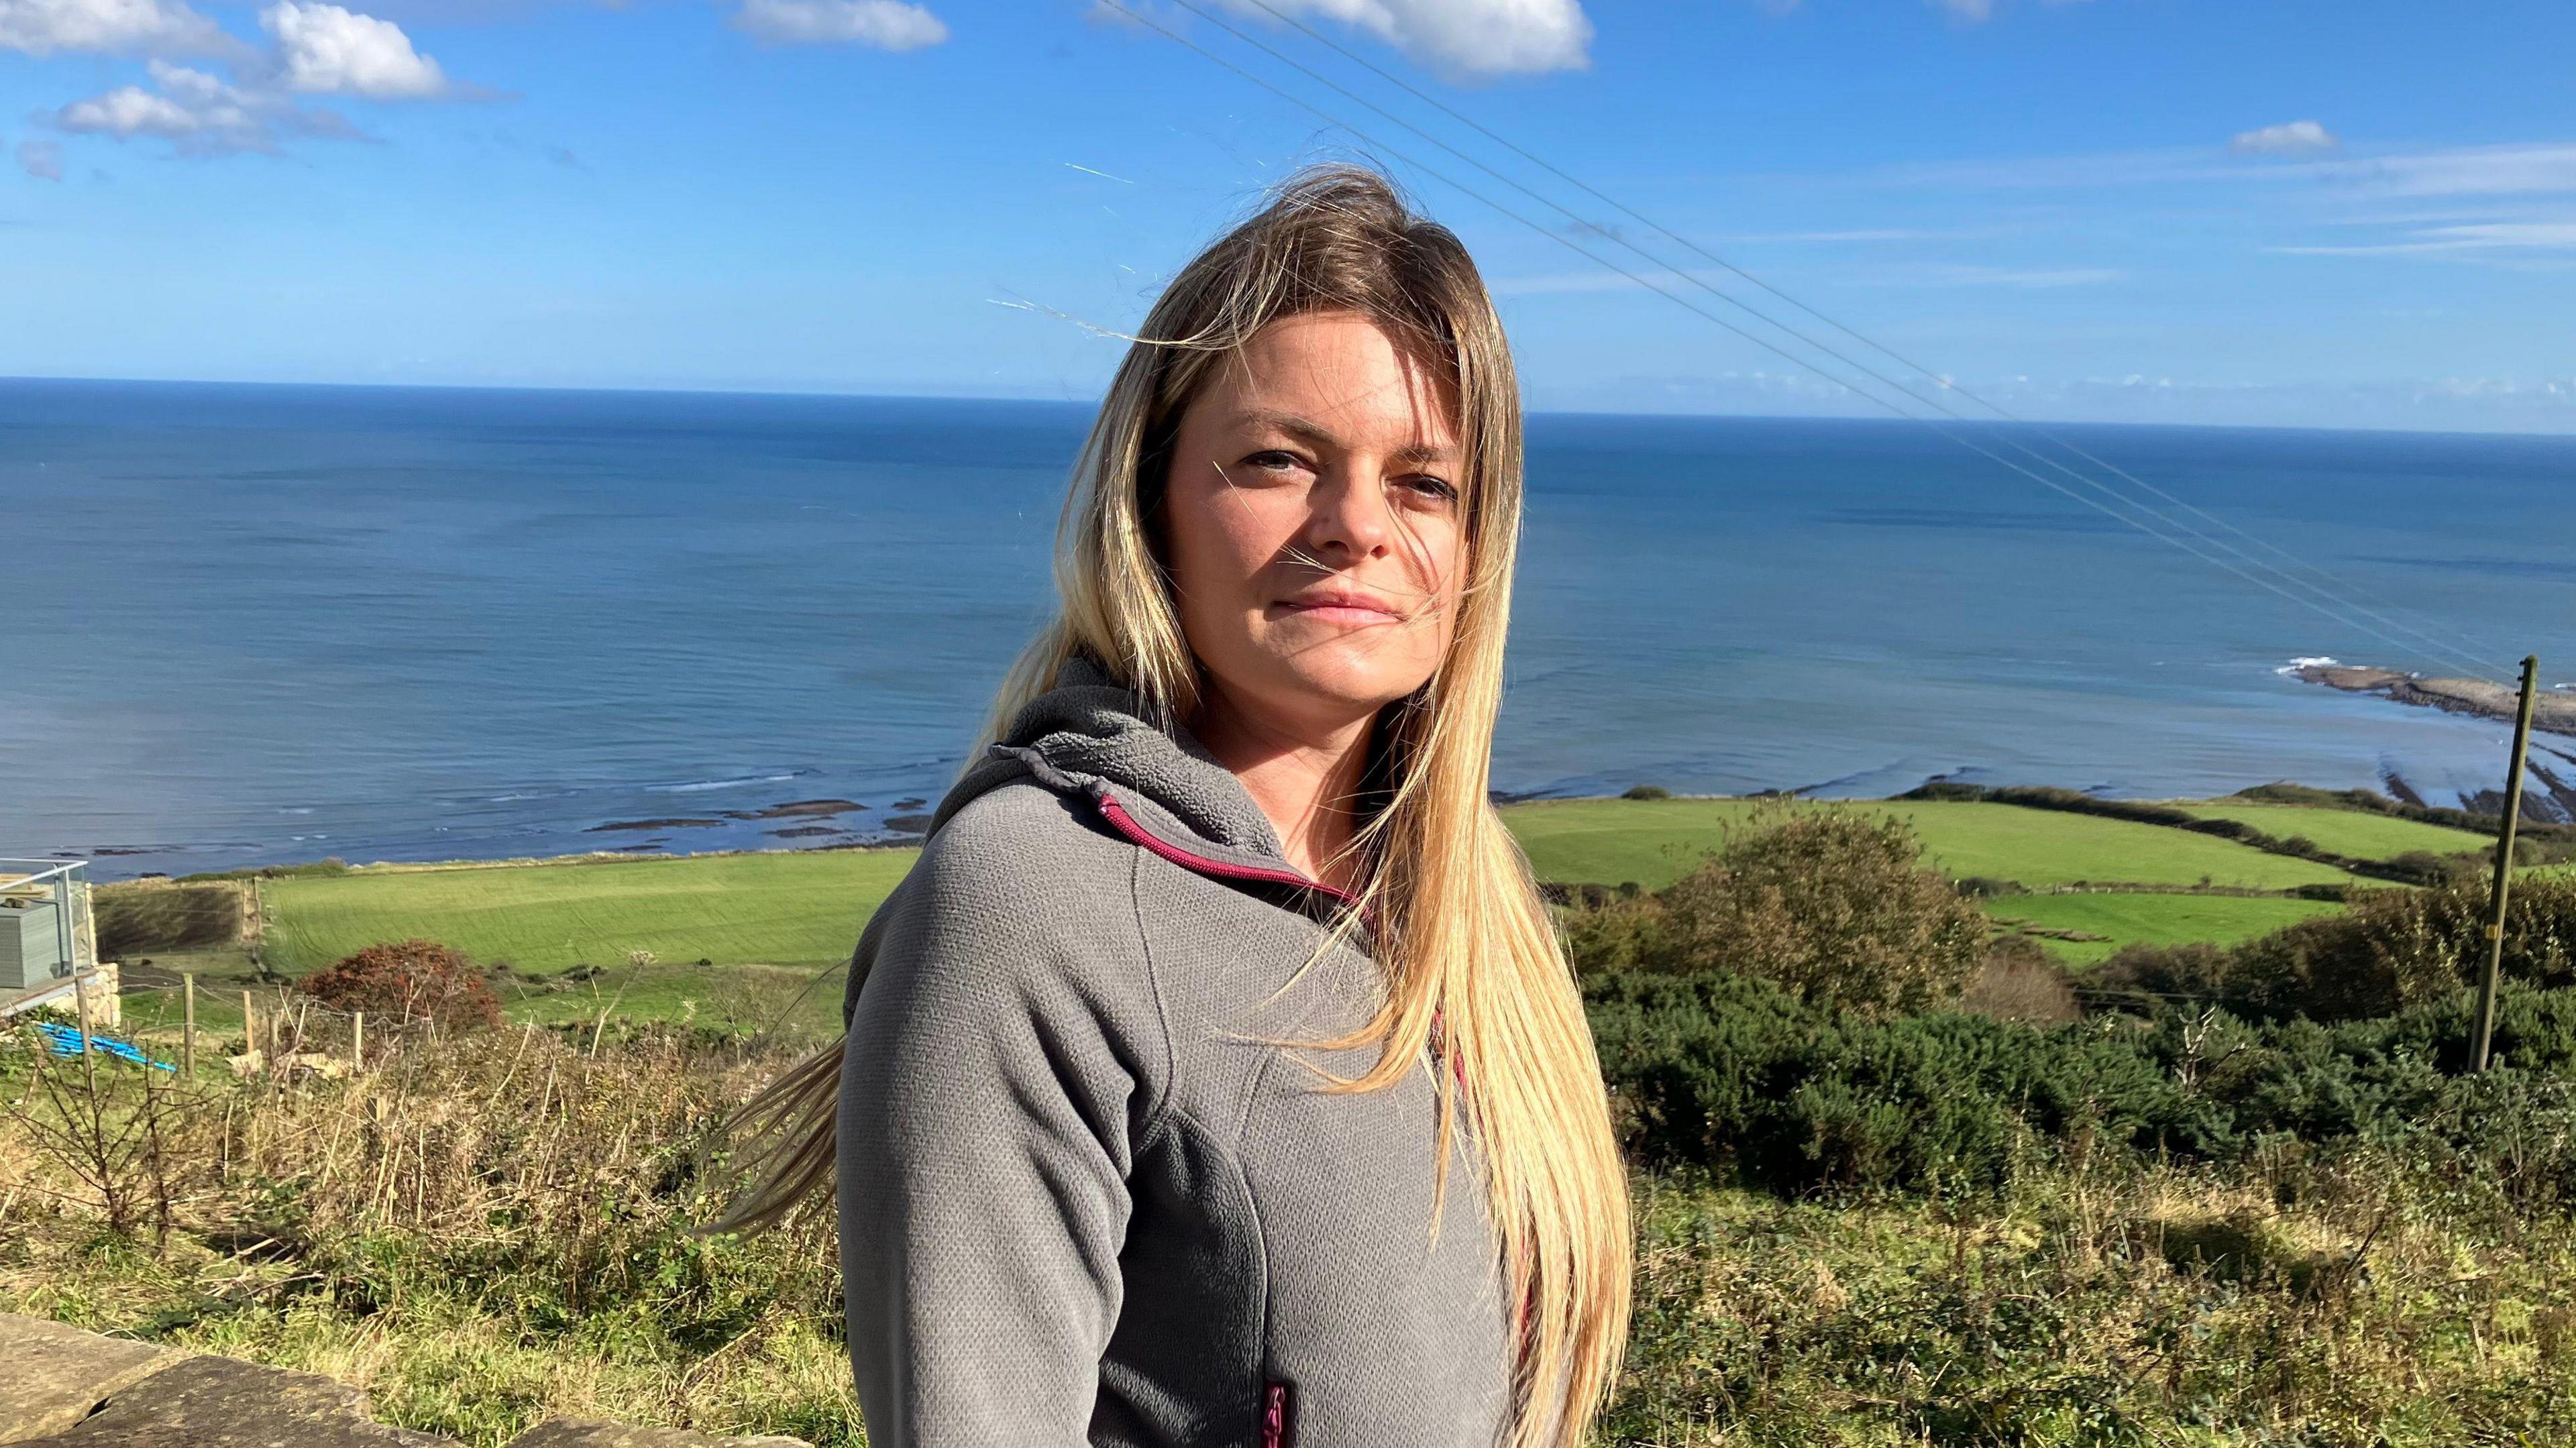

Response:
(1260, 1379), (1296, 1448)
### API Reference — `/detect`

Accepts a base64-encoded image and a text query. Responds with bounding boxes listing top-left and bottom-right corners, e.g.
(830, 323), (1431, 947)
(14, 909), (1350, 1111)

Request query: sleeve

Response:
(836, 835), (1163, 1447)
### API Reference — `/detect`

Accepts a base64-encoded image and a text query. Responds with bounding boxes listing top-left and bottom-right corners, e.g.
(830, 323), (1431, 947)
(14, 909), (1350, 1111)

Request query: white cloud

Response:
(42, 3), (475, 160)
(2230, 119), (2338, 156)
(17, 137), (66, 178)
(730, 0), (947, 48)
(0, 0), (230, 56)
(2347, 143), (2576, 199)
(2272, 221), (2576, 257)
(1879, 140), (2576, 203)
(53, 57), (356, 154)
(261, 1), (449, 98)
(1248, 0), (1591, 76)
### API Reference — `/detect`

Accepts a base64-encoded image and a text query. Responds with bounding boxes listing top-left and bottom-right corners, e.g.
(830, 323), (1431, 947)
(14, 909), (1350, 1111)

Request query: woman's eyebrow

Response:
(1234, 408), (1456, 467)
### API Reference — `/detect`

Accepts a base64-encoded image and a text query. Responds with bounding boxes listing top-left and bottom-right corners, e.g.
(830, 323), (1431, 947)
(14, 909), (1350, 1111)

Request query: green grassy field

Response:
(1986, 890), (2347, 967)
(1501, 797), (2356, 892)
(98, 794), (2407, 1034)
(2169, 801), (2492, 862)
(97, 850), (915, 1039)
(264, 850), (914, 977)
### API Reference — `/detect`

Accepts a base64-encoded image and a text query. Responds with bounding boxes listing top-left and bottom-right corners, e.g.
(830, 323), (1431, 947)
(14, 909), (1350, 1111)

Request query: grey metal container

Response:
(0, 901), (68, 989)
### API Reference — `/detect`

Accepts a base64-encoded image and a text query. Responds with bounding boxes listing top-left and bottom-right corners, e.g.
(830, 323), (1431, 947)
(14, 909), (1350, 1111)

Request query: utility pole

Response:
(2471, 655), (2541, 1073)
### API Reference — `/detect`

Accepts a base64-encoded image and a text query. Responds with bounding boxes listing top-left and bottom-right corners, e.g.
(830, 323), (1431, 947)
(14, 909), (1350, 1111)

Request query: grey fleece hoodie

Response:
(836, 659), (1513, 1448)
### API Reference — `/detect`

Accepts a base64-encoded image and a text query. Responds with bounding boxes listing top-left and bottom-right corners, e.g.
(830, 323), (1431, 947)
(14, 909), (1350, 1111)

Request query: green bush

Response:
(2096, 873), (2576, 1023)
(1587, 966), (2576, 1205)
(1620, 784), (1672, 800)
(1644, 810), (1988, 1013)
(1587, 970), (2179, 1195)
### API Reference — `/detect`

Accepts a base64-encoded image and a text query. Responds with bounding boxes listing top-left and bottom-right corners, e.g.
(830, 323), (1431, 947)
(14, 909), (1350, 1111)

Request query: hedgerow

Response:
(1587, 968), (2576, 1205)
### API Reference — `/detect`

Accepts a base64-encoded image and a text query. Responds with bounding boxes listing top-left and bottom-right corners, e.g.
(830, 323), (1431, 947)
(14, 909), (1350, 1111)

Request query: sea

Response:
(7, 377), (2572, 881)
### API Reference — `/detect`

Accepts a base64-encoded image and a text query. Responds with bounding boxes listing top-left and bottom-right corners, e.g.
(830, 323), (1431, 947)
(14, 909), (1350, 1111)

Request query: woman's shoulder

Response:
(851, 777), (1170, 1084)
(877, 777), (1144, 962)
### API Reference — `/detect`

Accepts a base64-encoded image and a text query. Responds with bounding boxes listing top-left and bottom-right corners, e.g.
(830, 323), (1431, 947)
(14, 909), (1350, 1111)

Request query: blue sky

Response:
(4, 0), (2571, 431)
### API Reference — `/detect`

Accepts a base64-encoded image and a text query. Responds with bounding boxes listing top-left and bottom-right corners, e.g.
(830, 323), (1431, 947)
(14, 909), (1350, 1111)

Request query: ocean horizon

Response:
(11, 376), (2573, 881)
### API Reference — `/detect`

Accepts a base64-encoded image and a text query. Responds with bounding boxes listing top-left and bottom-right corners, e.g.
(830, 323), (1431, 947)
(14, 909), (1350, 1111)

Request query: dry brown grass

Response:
(0, 1019), (855, 1445)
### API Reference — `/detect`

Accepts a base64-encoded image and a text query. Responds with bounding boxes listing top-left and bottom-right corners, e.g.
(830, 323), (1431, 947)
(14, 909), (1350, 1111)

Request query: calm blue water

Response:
(8, 378), (2572, 880)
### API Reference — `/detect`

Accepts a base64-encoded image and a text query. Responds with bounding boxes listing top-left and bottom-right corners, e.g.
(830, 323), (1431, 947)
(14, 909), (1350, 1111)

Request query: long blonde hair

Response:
(721, 164), (1631, 1448)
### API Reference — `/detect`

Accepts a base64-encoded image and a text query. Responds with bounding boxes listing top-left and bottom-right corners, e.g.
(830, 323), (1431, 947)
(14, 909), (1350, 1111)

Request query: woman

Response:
(721, 166), (1631, 1448)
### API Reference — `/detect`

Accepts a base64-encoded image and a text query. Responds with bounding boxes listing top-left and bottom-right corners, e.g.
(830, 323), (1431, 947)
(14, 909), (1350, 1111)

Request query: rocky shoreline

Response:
(2290, 662), (2576, 738)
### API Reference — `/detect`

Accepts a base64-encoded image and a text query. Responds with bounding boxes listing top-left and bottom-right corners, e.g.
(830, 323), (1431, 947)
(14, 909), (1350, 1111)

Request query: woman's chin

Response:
(1254, 660), (1430, 721)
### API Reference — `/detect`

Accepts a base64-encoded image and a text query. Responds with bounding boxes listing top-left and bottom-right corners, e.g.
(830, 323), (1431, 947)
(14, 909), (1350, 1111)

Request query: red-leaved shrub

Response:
(298, 938), (503, 1034)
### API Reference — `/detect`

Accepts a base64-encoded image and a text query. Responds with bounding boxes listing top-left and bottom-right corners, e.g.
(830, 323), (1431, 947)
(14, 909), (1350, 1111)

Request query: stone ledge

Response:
(1, 1313), (184, 1444)
(23, 1355), (449, 1447)
(3, 1315), (814, 1448)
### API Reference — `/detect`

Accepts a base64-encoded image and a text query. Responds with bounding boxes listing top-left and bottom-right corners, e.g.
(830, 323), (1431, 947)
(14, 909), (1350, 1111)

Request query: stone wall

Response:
(1, 1315), (815, 1448)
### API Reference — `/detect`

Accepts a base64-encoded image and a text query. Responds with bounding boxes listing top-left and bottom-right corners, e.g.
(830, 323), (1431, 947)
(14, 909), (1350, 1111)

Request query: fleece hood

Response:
(924, 656), (1359, 910)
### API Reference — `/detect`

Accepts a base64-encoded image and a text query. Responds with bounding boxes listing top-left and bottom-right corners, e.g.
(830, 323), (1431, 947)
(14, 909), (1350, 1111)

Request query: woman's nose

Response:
(1306, 465), (1393, 560)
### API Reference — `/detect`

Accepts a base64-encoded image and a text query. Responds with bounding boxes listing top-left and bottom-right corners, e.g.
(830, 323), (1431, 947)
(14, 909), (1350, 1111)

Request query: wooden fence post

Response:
(74, 970), (98, 1095)
(352, 1011), (364, 1074)
(182, 973), (197, 1076)
(2472, 655), (2542, 1073)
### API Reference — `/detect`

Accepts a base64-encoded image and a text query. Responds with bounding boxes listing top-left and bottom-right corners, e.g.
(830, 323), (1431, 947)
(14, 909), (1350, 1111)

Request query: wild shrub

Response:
(1651, 810), (1987, 1013)
(298, 938), (504, 1034)
(2107, 875), (2576, 1023)
(1585, 970), (2182, 1195)
(1587, 960), (2576, 1205)
(2090, 941), (2235, 1012)
(1959, 936), (2080, 1024)
(1557, 892), (1670, 976)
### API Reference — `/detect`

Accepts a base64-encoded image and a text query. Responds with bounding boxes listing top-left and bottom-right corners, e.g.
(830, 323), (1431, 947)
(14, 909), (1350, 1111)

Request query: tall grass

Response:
(13, 998), (2576, 1445)
(0, 1021), (855, 1445)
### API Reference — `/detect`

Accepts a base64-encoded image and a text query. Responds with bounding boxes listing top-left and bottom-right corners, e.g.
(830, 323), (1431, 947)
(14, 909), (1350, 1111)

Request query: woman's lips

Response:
(1275, 590), (1404, 626)
(1283, 604), (1401, 626)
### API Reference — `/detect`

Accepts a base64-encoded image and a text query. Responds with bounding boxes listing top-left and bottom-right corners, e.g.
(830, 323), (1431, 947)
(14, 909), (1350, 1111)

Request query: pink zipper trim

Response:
(1091, 792), (1360, 907)
(1093, 789), (1442, 1072)
(1260, 1379), (1294, 1448)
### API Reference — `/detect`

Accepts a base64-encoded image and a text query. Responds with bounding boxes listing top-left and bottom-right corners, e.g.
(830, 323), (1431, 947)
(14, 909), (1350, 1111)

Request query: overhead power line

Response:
(1093, 0), (2515, 685)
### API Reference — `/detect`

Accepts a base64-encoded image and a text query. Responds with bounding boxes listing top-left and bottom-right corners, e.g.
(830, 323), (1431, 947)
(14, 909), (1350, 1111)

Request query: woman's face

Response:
(1160, 310), (1467, 738)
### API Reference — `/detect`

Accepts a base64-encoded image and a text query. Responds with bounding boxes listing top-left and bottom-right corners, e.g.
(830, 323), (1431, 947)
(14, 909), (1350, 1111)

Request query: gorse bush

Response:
(297, 938), (503, 1034)
(1587, 970), (2175, 1196)
(1587, 966), (2576, 1205)
(1562, 807), (1988, 1014)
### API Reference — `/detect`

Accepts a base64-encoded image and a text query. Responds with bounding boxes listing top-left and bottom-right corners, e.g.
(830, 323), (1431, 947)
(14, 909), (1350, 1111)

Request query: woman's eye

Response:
(1402, 474), (1459, 502)
(1242, 449), (1303, 473)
